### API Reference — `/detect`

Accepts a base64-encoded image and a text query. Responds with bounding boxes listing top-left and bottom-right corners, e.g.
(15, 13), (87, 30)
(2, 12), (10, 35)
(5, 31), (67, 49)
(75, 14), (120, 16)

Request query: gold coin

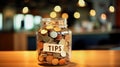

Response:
(59, 39), (66, 45)
(64, 45), (69, 53)
(54, 26), (61, 32)
(40, 29), (48, 34)
(50, 21), (56, 25)
(65, 34), (71, 42)
(52, 59), (59, 65)
(46, 56), (54, 62)
(59, 58), (66, 65)
(46, 25), (53, 30)
(38, 55), (44, 62)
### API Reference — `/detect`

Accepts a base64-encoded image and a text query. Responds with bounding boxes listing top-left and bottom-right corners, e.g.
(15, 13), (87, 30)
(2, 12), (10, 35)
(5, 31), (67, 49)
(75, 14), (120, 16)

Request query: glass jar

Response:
(36, 18), (72, 66)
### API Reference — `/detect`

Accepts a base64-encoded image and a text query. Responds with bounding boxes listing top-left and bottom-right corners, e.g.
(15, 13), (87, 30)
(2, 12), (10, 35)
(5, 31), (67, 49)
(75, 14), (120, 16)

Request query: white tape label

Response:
(43, 43), (64, 53)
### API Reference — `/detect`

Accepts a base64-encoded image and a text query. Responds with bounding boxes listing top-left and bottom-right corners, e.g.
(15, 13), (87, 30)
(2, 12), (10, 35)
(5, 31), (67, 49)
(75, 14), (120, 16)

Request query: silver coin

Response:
(50, 31), (58, 38)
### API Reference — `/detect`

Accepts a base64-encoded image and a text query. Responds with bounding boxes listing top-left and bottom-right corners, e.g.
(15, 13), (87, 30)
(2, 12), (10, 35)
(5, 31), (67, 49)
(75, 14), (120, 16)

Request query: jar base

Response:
(38, 62), (70, 66)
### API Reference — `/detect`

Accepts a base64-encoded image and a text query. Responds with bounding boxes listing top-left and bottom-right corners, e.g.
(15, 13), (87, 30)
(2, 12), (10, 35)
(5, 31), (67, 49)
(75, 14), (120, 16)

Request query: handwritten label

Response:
(43, 43), (64, 53)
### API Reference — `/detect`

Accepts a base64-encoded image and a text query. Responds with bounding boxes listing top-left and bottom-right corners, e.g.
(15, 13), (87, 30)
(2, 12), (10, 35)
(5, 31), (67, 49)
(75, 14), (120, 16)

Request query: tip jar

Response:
(36, 18), (72, 66)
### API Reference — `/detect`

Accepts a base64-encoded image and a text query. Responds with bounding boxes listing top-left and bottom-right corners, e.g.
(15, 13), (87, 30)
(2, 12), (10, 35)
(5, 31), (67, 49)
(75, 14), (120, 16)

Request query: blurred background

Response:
(0, 0), (120, 51)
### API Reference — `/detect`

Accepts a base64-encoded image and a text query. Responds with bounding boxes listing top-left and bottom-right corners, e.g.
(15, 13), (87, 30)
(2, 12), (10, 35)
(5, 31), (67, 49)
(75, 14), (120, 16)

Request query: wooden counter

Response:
(0, 50), (120, 67)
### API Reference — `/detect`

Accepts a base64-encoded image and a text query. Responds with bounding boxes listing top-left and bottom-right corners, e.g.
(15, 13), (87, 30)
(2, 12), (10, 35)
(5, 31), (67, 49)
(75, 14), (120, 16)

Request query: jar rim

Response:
(41, 18), (67, 28)
(42, 18), (67, 21)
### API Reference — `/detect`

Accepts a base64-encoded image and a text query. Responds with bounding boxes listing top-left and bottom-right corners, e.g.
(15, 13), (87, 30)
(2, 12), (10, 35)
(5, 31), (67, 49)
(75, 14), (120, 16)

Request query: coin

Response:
(50, 31), (58, 38)
(41, 54), (47, 57)
(65, 34), (71, 42)
(59, 58), (66, 65)
(59, 39), (66, 45)
(38, 55), (44, 62)
(46, 25), (53, 30)
(61, 51), (66, 57)
(49, 21), (56, 25)
(52, 58), (59, 65)
(40, 29), (48, 35)
(47, 52), (53, 55)
(64, 45), (69, 53)
(53, 53), (61, 58)
(54, 26), (61, 32)
(46, 56), (54, 62)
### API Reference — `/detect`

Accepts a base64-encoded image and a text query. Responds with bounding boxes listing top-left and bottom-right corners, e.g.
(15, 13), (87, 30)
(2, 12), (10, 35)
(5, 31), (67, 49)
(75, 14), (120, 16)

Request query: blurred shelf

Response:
(73, 29), (120, 35)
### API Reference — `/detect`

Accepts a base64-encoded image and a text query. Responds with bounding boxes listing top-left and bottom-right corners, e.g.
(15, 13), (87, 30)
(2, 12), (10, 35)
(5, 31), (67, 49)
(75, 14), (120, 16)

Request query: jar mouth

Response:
(42, 18), (66, 20)
(41, 18), (67, 28)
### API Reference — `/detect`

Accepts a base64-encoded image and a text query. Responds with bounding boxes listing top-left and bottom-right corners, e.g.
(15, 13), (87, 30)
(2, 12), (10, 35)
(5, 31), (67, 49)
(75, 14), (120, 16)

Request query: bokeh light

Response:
(90, 9), (96, 16)
(101, 13), (107, 20)
(54, 5), (61, 12)
(78, 0), (86, 7)
(74, 12), (80, 19)
(62, 13), (69, 19)
(109, 6), (115, 13)
(22, 7), (29, 14)
(50, 11), (57, 18)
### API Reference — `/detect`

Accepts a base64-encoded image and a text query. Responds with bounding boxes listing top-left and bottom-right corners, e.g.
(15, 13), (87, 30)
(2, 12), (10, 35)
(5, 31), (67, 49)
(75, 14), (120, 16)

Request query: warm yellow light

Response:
(78, 0), (86, 7)
(50, 11), (57, 18)
(74, 12), (80, 19)
(101, 13), (107, 20)
(22, 7), (29, 14)
(90, 9), (96, 16)
(62, 13), (69, 19)
(109, 6), (115, 13)
(54, 5), (61, 12)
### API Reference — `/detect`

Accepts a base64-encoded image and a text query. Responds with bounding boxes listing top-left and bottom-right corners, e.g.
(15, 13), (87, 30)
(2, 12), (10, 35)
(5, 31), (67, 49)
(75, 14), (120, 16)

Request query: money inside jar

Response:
(36, 18), (72, 66)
